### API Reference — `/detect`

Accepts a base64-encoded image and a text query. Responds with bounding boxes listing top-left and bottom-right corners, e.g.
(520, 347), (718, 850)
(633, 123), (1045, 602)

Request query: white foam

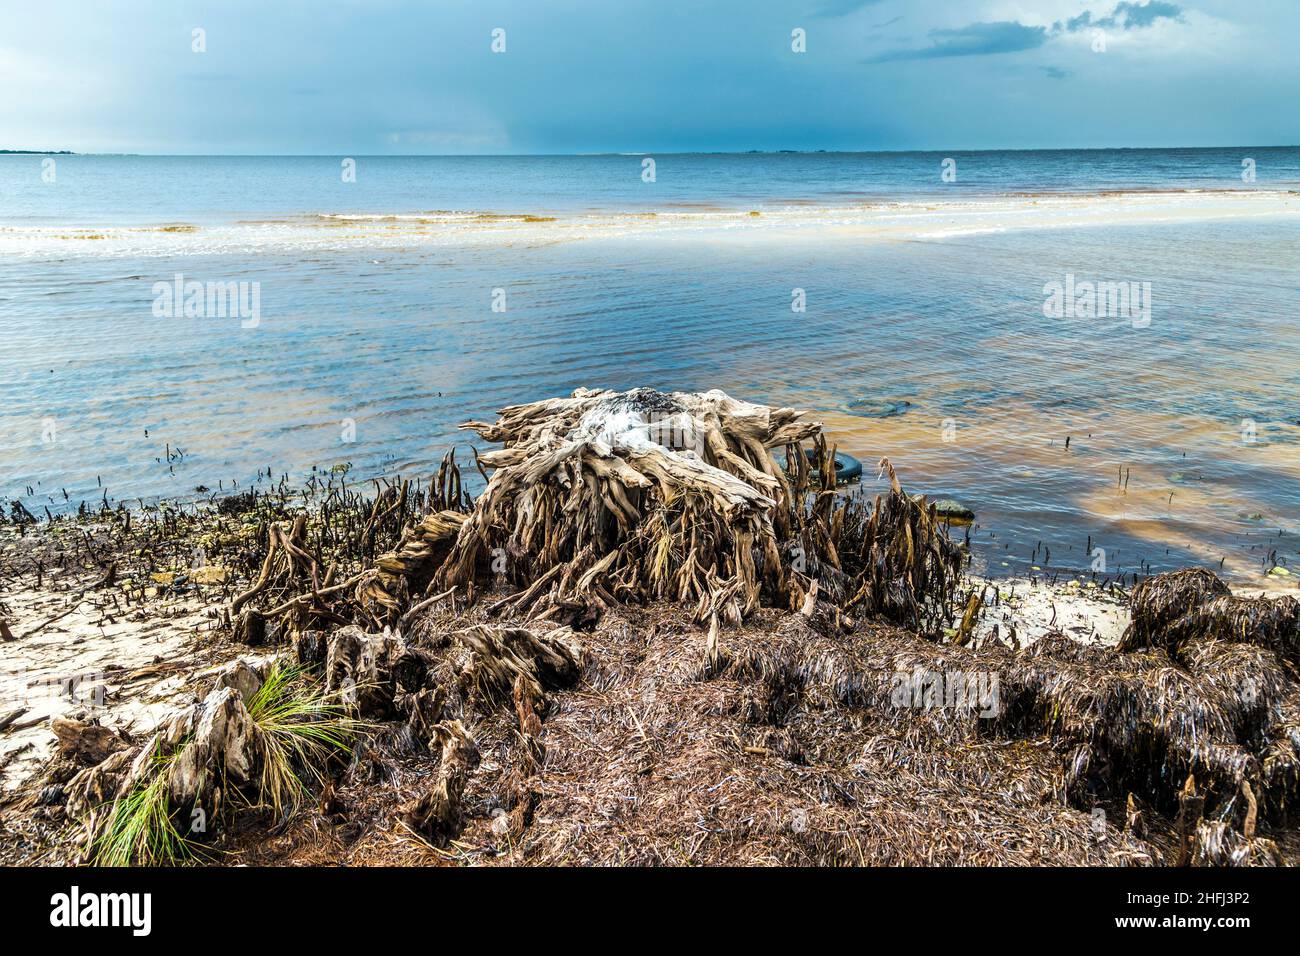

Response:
(3, 190), (1296, 258)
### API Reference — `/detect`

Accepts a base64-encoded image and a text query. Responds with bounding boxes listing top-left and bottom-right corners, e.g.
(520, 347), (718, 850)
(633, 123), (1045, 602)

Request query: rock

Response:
(844, 397), (913, 419)
(191, 564), (229, 584)
(933, 499), (975, 523)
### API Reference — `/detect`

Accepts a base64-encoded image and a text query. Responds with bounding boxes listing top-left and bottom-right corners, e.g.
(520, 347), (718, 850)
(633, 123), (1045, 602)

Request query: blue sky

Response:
(1, 0), (1295, 153)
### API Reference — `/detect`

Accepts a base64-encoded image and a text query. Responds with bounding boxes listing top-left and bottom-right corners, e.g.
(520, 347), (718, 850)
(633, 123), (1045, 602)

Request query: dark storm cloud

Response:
(1064, 2), (1184, 32)
(868, 21), (1048, 62)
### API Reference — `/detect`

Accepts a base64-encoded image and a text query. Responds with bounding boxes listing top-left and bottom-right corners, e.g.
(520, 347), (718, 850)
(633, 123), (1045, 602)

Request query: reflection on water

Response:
(2, 213), (1298, 588)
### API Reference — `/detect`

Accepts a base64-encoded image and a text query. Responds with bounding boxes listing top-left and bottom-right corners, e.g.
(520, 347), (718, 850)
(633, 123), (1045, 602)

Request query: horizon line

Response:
(4, 144), (1299, 159)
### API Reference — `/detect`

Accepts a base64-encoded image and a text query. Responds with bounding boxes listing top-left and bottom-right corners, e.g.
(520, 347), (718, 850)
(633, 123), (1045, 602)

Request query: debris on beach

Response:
(1119, 567), (1300, 665)
(438, 387), (963, 632)
(4, 387), (1300, 867)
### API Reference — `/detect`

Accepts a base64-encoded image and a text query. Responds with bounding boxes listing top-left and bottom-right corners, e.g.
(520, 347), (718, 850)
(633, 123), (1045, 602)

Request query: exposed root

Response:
(398, 720), (479, 844)
(433, 387), (962, 632)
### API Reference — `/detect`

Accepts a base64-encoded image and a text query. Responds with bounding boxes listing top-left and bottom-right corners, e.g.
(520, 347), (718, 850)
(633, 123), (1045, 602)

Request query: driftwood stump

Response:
(399, 719), (480, 844)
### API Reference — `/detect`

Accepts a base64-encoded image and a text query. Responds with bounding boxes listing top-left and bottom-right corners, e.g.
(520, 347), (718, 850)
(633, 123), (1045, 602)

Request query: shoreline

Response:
(4, 188), (1298, 256)
(0, 473), (1141, 795)
(3, 504), (1296, 866)
(3, 387), (1299, 867)
(9, 412), (1297, 597)
(9, 468), (1294, 596)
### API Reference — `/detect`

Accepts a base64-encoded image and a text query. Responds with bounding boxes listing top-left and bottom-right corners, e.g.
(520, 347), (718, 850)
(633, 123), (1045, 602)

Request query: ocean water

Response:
(2, 149), (1299, 585)
(2, 148), (1300, 224)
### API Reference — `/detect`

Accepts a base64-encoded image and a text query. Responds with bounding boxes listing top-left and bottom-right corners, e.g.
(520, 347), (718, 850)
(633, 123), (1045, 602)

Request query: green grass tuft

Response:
(91, 738), (196, 867)
(92, 661), (367, 866)
(243, 661), (368, 817)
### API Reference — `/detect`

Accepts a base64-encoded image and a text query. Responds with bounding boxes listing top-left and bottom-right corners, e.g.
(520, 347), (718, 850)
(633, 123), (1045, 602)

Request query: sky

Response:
(1, 0), (1296, 154)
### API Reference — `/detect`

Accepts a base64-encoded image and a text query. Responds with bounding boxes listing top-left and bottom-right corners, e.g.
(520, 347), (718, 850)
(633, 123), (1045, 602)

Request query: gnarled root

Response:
(399, 719), (480, 844)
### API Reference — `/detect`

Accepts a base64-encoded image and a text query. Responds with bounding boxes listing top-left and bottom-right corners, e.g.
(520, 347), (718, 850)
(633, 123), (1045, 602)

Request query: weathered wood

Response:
(51, 717), (128, 765)
(398, 719), (479, 844)
(437, 387), (827, 624)
(452, 624), (583, 705)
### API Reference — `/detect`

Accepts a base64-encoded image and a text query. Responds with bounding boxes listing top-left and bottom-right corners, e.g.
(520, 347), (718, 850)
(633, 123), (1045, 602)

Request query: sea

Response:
(2, 147), (1298, 584)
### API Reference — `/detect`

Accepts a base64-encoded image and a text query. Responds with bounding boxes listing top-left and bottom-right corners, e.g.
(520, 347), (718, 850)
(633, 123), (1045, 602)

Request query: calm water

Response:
(2, 150), (1299, 585)
(3, 148), (1300, 224)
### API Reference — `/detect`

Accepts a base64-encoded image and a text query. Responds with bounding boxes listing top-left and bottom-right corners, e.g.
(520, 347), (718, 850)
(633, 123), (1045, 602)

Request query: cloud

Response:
(812, 0), (883, 17)
(868, 3), (1185, 66)
(869, 21), (1048, 61)
(4, 0), (1294, 154)
(1115, 1), (1183, 28)
(1063, 2), (1183, 32)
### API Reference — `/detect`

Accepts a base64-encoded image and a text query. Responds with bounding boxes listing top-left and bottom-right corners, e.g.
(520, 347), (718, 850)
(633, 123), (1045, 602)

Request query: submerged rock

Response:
(844, 397), (914, 419)
(932, 499), (975, 523)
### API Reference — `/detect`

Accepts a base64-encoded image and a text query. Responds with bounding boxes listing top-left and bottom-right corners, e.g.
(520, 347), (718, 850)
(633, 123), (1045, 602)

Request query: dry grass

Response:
(224, 565), (1299, 866)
